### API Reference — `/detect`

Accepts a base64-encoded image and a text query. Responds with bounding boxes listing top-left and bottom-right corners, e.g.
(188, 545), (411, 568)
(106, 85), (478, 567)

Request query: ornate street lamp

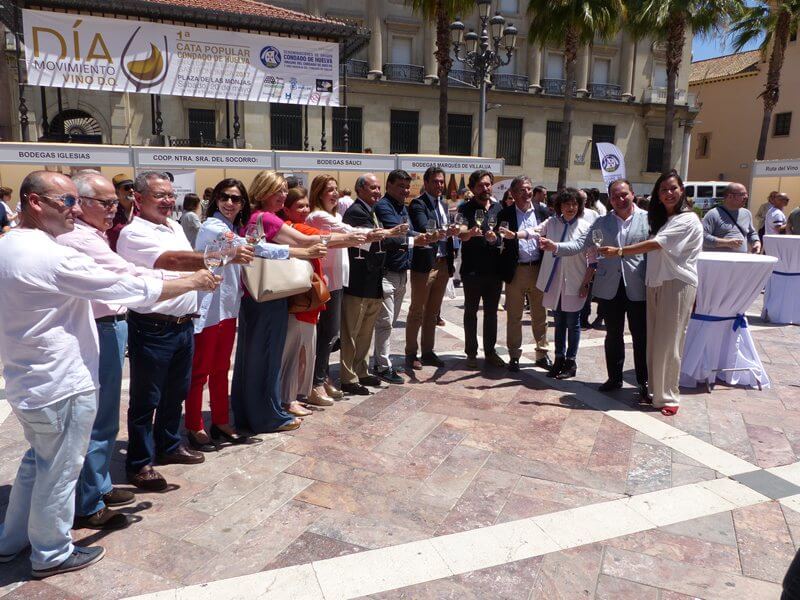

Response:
(450, 2), (517, 157)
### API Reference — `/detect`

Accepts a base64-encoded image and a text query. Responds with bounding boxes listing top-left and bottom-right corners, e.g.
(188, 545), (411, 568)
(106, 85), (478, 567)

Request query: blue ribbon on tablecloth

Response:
(773, 271), (800, 276)
(691, 313), (748, 331)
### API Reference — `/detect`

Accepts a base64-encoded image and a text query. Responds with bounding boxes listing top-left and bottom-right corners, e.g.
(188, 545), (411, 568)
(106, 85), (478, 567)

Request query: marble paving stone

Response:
(45, 557), (176, 600)
(435, 466), (520, 535)
(527, 543), (605, 599)
(623, 483), (735, 527)
(601, 546), (782, 599)
(745, 423), (797, 468)
(732, 468), (800, 500)
(373, 412), (447, 456)
(670, 461), (717, 487)
(307, 509), (430, 550)
(265, 531), (366, 570)
(593, 574), (659, 600)
(0, 580), (83, 600)
(660, 511), (739, 548)
(782, 502), (800, 550)
(422, 444), (489, 499)
(625, 441), (673, 495)
(733, 502), (797, 583)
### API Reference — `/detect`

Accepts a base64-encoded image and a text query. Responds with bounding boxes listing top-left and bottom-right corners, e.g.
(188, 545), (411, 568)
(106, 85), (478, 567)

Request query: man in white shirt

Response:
(117, 172), (251, 491)
(765, 192), (790, 236)
(0, 171), (218, 578)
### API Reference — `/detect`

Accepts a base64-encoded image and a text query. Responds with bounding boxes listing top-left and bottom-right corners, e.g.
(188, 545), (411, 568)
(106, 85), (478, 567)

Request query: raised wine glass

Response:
(499, 220), (509, 251)
(426, 218), (437, 248)
(454, 213), (466, 228)
(203, 241), (223, 272)
(592, 229), (604, 247)
(474, 209), (485, 229)
(245, 224), (260, 245)
(319, 226), (332, 247)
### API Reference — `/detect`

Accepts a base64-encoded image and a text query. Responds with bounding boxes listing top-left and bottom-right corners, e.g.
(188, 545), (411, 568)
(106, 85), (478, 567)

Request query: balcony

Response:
(340, 59), (368, 79)
(383, 63), (424, 83)
(492, 73), (530, 92)
(588, 82), (622, 100)
(448, 68), (476, 87)
(642, 86), (689, 105)
(540, 78), (577, 96)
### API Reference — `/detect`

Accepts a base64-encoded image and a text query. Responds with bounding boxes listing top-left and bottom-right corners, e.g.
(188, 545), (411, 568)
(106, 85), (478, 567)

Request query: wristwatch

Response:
(617, 247), (624, 257)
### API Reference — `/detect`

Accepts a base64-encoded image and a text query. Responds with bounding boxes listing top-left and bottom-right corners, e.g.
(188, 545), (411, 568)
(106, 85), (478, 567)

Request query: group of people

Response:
(0, 160), (773, 580)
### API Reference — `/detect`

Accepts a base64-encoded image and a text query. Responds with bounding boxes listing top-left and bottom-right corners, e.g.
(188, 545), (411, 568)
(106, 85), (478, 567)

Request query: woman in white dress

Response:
(599, 170), (703, 416)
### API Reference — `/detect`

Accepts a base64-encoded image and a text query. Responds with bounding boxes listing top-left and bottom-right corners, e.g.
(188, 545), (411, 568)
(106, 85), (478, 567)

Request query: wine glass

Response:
(319, 226), (332, 247)
(474, 209), (485, 229)
(487, 214), (497, 230)
(220, 238), (237, 266)
(203, 241), (223, 272)
(499, 220), (509, 251)
(454, 213), (466, 228)
(592, 229), (604, 247)
(401, 216), (409, 249)
(245, 224), (260, 245)
(426, 218), (437, 248)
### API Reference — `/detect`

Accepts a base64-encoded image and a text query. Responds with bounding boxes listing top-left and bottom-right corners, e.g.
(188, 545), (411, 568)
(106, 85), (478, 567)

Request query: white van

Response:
(684, 181), (733, 212)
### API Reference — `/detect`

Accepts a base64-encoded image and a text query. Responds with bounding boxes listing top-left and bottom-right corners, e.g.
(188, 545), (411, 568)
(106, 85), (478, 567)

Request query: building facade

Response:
(688, 36), (799, 189)
(2, 0), (698, 192)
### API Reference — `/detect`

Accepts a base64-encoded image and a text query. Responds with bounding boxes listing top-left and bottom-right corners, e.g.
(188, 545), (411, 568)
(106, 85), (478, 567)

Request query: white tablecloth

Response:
(680, 252), (777, 388)
(762, 235), (800, 324)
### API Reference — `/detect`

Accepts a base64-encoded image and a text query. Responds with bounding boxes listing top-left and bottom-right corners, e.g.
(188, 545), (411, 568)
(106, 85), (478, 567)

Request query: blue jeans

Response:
(76, 319), (127, 517)
(0, 391), (97, 570)
(126, 313), (193, 473)
(553, 307), (581, 360)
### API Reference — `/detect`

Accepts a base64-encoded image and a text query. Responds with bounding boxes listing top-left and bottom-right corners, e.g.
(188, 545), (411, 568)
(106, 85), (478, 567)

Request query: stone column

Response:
(424, 20), (438, 83)
(367, 1), (384, 79)
(619, 33), (635, 100)
(576, 44), (590, 96)
(527, 42), (542, 93)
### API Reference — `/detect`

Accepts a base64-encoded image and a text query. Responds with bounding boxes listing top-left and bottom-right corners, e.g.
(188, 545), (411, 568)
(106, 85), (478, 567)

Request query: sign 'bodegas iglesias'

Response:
(22, 9), (340, 105)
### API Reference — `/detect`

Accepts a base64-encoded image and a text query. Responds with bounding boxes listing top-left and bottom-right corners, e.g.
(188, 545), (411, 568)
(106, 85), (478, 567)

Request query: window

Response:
(391, 36), (413, 64)
(390, 110), (419, 154)
(496, 117), (523, 166)
(333, 107), (363, 152)
(546, 53), (564, 79)
(188, 109), (216, 145)
(498, 0), (519, 13)
(270, 104), (303, 150)
(646, 138), (664, 172)
(447, 113), (472, 156)
(591, 124), (616, 169)
(653, 62), (667, 88)
(774, 112), (792, 136)
(592, 58), (611, 84)
(545, 120), (562, 168)
(695, 132), (711, 159)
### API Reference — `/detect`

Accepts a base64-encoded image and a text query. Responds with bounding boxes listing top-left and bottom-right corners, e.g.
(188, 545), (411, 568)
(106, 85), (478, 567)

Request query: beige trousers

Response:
(280, 318), (316, 404)
(646, 279), (697, 408)
(405, 259), (450, 357)
(341, 294), (382, 384)
(505, 263), (549, 359)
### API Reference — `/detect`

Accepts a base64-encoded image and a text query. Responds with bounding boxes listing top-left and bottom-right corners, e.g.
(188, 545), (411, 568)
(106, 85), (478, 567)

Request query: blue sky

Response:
(693, 31), (763, 61)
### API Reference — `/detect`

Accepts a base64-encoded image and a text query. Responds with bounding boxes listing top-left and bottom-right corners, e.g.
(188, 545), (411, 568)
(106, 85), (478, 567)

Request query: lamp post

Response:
(450, 0), (517, 157)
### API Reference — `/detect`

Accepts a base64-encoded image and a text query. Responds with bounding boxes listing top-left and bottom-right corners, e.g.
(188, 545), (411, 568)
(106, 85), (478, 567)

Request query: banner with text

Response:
(22, 9), (339, 105)
(596, 143), (626, 187)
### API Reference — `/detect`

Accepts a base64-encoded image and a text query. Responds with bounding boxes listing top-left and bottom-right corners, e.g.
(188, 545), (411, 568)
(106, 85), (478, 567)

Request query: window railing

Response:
(540, 78), (577, 96)
(340, 59), (369, 79)
(448, 68), (476, 87)
(642, 86), (689, 104)
(383, 63), (425, 83)
(492, 73), (529, 92)
(588, 83), (622, 100)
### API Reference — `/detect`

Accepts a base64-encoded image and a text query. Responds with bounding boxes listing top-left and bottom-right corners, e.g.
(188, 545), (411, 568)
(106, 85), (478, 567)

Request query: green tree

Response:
(407, 0), (476, 155)
(730, 0), (800, 160)
(527, 0), (624, 189)
(627, 0), (744, 172)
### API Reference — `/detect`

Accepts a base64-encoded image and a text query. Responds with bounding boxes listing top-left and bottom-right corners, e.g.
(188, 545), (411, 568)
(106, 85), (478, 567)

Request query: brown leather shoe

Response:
(156, 444), (205, 465)
(73, 507), (130, 531)
(127, 466), (167, 492)
(102, 488), (135, 507)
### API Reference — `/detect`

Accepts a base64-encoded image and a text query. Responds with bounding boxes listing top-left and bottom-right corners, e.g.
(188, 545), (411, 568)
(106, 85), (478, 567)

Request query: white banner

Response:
(753, 159), (800, 178)
(276, 151), (396, 172)
(596, 143), (626, 187)
(0, 142), (131, 166)
(398, 155), (505, 175)
(134, 148), (273, 169)
(22, 9), (339, 105)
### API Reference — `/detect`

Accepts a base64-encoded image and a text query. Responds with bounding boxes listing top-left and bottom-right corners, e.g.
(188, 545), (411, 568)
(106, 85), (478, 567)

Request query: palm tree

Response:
(527, 0), (624, 190)
(730, 0), (800, 160)
(407, 0), (476, 155)
(627, 0), (745, 172)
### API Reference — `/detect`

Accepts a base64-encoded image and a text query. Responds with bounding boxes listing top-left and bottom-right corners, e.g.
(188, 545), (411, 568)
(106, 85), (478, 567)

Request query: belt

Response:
(95, 314), (126, 323)
(518, 259), (542, 266)
(129, 311), (198, 325)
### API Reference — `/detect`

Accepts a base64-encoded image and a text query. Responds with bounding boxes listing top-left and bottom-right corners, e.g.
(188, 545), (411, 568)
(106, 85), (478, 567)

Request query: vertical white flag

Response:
(596, 143), (626, 187)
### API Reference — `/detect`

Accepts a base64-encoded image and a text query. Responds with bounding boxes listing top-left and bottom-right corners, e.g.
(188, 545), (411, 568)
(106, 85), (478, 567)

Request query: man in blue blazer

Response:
(541, 179), (649, 398)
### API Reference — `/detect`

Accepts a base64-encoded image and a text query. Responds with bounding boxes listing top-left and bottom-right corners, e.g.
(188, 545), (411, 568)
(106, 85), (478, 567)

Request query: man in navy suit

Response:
(405, 167), (458, 369)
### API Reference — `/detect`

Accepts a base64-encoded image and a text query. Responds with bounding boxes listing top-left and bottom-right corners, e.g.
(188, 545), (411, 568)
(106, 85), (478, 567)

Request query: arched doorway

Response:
(41, 109), (103, 144)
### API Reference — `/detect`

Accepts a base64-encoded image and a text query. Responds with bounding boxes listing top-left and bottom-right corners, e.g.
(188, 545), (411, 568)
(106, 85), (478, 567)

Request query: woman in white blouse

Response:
(600, 170), (703, 416)
(503, 188), (595, 379)
(306, 175), (372, 405)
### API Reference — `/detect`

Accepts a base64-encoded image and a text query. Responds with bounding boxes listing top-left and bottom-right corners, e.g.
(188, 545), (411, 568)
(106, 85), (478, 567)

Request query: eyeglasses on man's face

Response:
(150, 192), (177, 201)
(81, 196), (119, 210)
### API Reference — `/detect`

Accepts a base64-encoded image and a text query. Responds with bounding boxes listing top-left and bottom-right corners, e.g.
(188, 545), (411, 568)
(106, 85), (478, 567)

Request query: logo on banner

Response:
(120, 27), (169, 90)
(260, 46), (282, 68)
(601, 154), (621, 173)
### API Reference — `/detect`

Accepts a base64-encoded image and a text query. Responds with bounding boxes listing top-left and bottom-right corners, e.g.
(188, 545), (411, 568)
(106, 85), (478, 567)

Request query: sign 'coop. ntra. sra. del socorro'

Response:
(21, 9), (340, 106)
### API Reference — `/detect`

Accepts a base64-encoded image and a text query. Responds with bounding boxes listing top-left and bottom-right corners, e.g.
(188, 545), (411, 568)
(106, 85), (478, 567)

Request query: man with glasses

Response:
(116, 172), (252, 491)
(107, 173), (136, 251)
(541, 179), (650, 399)
(702, 183), (761, 253)
(0, 170), (219, 578)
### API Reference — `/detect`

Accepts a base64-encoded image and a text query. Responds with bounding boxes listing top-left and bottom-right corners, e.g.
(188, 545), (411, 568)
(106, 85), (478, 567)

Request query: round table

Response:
(762, 235), (800, 324)
(679, 251), (777, 390)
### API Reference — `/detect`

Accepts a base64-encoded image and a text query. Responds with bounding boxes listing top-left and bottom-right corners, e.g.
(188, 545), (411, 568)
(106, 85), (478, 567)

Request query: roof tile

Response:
(690, 50), (761, 83)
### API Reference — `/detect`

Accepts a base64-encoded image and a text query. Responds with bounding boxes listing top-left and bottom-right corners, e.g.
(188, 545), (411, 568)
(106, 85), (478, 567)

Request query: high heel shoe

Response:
(547, 356), (565, 378)
(308, 387), (335, 406)
(210, 424), (256, 445)
(556, 359), (577, 380)
(660, 406), (679, 416)
(324, 381), (344, 399)
(187, 430), (217, 452)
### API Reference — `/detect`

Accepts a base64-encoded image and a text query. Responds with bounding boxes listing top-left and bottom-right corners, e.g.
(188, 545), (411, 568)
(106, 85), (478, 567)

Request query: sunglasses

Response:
(120, 184), (134, 191)
(37, 193), (79, 209)
(219, 192), (244, 204)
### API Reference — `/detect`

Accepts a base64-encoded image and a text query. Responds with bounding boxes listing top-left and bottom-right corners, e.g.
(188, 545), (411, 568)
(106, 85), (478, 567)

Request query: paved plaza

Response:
(1, 289), (799, 599)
